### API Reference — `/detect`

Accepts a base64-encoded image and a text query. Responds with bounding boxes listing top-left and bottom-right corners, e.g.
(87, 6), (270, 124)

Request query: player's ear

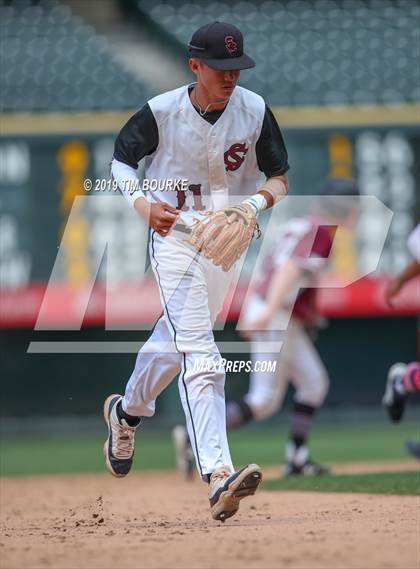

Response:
(189, 58), (200, 76)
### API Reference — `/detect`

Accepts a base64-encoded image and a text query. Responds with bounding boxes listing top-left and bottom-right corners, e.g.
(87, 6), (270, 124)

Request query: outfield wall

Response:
(1, 317), (417, 419)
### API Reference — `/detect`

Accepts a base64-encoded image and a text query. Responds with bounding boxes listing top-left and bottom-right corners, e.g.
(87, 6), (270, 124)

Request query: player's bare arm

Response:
(257, 174), (289, 210)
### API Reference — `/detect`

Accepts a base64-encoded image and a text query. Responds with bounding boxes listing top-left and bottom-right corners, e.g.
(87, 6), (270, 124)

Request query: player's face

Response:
(190, 60), (240, 100)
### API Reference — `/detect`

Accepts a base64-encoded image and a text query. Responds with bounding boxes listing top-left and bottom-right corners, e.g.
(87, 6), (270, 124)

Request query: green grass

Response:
(1, 420), (419, 477)
(263, 470), (420, 495)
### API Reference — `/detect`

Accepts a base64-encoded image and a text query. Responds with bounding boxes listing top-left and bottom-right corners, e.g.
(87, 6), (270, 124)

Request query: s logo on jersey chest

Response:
(224, 142), (248, 172)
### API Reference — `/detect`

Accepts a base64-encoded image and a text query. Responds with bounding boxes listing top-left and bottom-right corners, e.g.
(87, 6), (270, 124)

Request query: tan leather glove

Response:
(185, 204), (261, 271)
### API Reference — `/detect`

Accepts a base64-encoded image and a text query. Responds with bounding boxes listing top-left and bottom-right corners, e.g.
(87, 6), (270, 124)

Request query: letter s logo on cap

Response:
(225, 35), (237, 54)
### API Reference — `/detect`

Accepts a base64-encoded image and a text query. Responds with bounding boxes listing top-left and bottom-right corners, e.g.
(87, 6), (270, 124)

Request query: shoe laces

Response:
(112, 422), (136, 460)
(210, 466), (231, 486)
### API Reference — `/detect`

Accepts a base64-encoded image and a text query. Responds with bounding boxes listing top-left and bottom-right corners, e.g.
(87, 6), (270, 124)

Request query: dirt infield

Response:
(1, 464), (419, 569)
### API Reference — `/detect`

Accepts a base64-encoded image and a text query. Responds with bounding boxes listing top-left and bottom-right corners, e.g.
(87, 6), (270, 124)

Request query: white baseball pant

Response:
(245, 319), (330, 420)
(122, 230), (235, 477)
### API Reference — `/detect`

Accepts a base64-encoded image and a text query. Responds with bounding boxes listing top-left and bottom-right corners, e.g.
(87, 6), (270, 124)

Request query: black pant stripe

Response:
(150, 231), (203, 477)
(180, 353), (203, 477)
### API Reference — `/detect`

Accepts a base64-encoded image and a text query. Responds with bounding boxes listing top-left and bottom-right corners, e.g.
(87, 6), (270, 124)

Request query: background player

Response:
(228, 178), (359, 476)
(174, 178), (359, 477)
(382, 223), (420, 459)
(103, 21), (289, 521)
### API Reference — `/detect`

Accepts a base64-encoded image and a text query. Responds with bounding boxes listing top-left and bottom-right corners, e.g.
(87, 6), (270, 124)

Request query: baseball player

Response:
(174, 179), (359, 478)
(382, 223), (420, 459)
(229, 179), (359, 476)
(103, 21), (289, 521)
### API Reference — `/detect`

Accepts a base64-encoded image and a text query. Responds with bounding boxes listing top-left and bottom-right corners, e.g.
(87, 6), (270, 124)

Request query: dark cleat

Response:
(103, 394), (139, 477)
(382, 363), (408, 423)
(405, 440), (420, 460)
(284, 460), (332, 477)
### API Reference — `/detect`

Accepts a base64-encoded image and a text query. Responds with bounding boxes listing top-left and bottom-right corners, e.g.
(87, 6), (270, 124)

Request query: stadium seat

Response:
(132, 0), (418, 106)
(0, 0), (152, 112)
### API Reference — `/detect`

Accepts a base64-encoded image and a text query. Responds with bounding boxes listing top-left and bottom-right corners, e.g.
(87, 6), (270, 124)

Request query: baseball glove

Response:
(185, 204), (261, 271)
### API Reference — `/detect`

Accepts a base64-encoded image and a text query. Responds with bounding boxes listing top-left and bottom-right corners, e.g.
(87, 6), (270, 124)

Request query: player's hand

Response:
(135, 199), (180, 237)
(148, 202), (180, 236)
(385, 277), (403, 307)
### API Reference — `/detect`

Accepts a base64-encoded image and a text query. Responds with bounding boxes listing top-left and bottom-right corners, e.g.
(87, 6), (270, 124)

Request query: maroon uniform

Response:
(255, 216), (334, 323)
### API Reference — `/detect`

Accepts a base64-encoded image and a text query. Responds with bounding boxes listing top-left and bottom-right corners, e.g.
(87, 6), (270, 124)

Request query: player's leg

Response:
(178, 348), (262, 521)
(179, 340), (232, 474)
(226, 329), (288, 429)
(174, 255), (237, 477)
(382, 362), (420, 422)
(142, 240), (234, 476)
(403, 362), (420, 393)
(123, 316), (182, 417)
(285, 320), (330, 476)
(405, 440), (420, 460)
(172, 264), (241, 480)
(176, 328), (287, 479)
(170, 252), (262, 519)
(172, 424), (195, 480)
(382, 361), (420, 460)
(173, 336), (282, 480)
(103, 316), (182, 477)
(103, 233), (195, 477)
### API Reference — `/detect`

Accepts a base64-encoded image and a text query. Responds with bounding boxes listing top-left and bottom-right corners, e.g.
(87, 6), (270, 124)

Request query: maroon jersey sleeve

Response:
(255, 217), (335, 323)
(291, 222), (336, 273)
(291, 222), (335, 322)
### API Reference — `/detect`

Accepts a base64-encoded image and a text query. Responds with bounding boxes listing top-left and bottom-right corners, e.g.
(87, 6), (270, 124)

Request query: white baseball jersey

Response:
(113, 84), (266, 223)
